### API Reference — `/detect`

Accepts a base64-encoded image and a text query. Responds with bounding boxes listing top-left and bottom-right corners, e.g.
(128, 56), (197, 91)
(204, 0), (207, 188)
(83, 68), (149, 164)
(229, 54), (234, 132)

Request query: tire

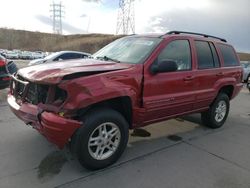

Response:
(247, 75), (250, 92)
(247, 84), (250, 92)
(73, 108), (129, 170)
(201, 93), (230, 129)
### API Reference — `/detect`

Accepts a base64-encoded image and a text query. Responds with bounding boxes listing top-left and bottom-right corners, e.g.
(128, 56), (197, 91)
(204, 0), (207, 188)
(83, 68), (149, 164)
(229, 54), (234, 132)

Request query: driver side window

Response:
(158, 40), (191, 71)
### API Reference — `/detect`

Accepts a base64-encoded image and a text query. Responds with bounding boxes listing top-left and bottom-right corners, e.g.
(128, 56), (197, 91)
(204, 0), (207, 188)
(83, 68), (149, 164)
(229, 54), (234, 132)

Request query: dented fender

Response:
(59, 65), (143, 111)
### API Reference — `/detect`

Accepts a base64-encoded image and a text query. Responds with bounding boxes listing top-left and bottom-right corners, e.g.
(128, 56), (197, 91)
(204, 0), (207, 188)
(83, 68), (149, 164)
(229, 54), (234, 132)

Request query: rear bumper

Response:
(8, 94), (81, 149)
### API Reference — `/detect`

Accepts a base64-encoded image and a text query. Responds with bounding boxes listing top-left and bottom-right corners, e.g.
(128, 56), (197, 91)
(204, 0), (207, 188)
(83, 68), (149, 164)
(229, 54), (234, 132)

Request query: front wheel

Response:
(201, 93), (230, 129)
(73, 108), (129, 170)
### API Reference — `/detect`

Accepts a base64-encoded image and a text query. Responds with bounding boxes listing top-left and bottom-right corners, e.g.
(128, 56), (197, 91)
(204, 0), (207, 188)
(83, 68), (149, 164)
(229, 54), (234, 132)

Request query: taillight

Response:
(0, 60), (6, 66)
(2, 77), (11, 81)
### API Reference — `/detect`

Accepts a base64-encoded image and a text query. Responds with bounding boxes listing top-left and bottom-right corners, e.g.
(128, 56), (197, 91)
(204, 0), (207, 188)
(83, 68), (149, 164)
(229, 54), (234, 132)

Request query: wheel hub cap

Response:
(88, 122), (121, 160)
(215, 100), (227, 122)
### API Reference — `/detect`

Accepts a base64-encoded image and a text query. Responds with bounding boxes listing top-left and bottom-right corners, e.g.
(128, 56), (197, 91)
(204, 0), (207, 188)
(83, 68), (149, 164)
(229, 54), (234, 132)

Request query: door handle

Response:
(216, 72), (224, 76)
(183, 76), (194, 81)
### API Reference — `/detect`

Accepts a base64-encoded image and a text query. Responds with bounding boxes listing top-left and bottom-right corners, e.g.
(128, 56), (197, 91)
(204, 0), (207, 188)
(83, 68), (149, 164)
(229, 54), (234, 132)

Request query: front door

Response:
(143, 39), (195, 124)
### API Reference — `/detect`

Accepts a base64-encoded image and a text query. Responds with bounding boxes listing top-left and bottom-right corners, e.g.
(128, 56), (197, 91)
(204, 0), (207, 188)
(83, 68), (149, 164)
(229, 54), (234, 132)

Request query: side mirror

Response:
(150, 60), (178, 74)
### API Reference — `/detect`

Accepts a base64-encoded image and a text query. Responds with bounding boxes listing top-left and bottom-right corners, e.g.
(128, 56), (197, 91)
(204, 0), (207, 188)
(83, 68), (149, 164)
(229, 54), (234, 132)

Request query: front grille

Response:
(12, 75), (49, 105)
(13, 76), (26, 101)
(26, 83), (49, 104)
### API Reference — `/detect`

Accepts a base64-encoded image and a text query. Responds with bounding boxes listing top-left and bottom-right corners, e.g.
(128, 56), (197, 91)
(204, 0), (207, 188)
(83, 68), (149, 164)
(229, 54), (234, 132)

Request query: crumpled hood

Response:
(18, 59), (133, 84)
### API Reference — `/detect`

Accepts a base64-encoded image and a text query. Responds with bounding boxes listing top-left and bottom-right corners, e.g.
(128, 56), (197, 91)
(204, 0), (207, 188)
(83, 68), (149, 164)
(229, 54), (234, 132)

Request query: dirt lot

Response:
(0, 87), (249, 188)
(0, 89), (7, 102)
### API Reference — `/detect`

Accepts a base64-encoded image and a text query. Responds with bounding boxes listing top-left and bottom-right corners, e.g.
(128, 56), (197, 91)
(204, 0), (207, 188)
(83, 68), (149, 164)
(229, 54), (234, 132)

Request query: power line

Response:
(116, 0), (135, 35)
(50, 2), (64, 34)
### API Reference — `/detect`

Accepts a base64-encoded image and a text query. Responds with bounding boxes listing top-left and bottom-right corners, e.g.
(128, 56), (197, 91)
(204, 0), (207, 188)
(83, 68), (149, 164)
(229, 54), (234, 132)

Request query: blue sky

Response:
(0, 0), (249, 52)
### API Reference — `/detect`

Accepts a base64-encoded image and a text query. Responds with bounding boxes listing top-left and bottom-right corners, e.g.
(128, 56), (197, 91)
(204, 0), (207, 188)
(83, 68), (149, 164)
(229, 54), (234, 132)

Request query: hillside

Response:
(0, 28), (122, 54)
(237, 52), (250, 61)
(0, 28), (249, 60)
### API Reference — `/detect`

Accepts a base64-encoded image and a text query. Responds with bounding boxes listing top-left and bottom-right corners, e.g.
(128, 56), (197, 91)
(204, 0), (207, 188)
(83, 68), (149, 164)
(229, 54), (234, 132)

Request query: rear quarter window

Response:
(218, 44), (239, 66)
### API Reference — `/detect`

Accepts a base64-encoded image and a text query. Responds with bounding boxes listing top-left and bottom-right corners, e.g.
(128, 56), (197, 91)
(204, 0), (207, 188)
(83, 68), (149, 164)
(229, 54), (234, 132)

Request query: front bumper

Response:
(8, 94), (81, 149)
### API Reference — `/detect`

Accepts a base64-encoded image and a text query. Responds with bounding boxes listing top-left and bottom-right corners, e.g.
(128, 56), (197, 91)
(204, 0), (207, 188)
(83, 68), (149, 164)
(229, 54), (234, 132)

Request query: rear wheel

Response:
(201, 93), (229, 129)
(247, 75), (250, 92)
(73, 108), (129, 170)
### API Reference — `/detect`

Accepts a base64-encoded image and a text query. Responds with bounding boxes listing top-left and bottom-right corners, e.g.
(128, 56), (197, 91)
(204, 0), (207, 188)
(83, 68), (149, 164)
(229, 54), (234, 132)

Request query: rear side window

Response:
(158, 40), (191, 71)
(54, 53), (82, 61)
(81, 54), (88, 58)
(71, 53), (83, 59)
(61, 53), (75, 60)
(195, 41), (218, 69)
(209, 43), (220, 68)
(218, 44), (238, 66)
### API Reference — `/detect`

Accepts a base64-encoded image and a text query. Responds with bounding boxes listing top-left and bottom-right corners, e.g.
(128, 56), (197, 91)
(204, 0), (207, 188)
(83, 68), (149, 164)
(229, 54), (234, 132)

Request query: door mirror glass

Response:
(150, 60), (178, 74)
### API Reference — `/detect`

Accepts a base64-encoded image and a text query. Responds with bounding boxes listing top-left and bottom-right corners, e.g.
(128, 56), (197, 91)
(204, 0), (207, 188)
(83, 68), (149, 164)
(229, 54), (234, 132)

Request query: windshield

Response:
(93, 37), (162, 64)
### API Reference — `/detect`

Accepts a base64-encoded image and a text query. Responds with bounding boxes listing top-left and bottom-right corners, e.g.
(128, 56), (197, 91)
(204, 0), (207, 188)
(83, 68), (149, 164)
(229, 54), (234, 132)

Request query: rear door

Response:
(192, 40), (222, 109)
(143, 39), (195, 123)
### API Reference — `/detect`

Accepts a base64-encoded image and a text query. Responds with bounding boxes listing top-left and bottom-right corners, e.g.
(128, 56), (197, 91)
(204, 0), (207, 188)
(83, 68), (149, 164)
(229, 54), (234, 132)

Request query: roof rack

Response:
(163, 31), (227, 42)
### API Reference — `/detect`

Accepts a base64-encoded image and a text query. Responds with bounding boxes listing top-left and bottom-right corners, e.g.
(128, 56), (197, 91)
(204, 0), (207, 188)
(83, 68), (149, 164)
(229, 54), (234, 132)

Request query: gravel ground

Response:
(0, 89), (8, 102)
(0, 89), (249, 188)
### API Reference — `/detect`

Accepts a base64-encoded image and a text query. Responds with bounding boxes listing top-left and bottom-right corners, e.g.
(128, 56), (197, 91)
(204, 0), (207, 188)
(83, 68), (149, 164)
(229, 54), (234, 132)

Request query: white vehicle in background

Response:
(31, 51), (45, 59)
(5, 51), (19, 59)
(13, 49), (22, 59)
(0, 49), (7, 57)
(241, 61), (250, 82)
(20, 51), (33, 60)
(28, 51), (91, 66)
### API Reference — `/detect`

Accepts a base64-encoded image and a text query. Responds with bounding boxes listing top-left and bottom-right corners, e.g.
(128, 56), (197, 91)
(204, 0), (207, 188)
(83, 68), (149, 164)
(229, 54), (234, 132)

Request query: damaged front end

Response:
(8, 74), (81, 148)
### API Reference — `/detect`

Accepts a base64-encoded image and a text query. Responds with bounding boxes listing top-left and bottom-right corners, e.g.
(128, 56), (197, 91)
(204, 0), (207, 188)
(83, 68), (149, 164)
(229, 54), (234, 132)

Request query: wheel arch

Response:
(77, 96), (133, 128)
(218, 85), (234, 99)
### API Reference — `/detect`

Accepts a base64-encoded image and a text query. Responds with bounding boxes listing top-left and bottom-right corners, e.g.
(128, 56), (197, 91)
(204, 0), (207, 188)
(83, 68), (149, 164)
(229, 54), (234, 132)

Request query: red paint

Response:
(40, 112), (81, 149)
(8, 34), (243, 148)
(2, 76), (11, 81)
(8, 94), (80, 148)
(18, 59), (133, 84)
(0, 60), (6, 66)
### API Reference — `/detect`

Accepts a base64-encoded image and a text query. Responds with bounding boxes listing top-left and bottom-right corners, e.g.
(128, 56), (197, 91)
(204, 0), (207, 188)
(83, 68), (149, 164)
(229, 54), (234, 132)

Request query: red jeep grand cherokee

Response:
(8, 31), (243, 170)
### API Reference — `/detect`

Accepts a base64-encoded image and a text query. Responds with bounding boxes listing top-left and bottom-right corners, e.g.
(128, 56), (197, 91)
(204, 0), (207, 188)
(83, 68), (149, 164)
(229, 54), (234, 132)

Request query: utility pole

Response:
(50, 2), (64, 34)
(116, 0), (135, 35)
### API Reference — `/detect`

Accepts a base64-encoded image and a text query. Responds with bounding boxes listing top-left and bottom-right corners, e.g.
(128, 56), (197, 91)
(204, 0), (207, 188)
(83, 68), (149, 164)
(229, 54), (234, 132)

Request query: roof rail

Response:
(164, 31), (227, 42)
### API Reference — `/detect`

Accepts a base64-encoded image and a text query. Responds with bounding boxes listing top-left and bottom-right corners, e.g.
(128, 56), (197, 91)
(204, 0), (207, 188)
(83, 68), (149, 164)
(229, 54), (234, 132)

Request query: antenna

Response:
(116, 0), (135, 35)
(50, 2), (64, 34)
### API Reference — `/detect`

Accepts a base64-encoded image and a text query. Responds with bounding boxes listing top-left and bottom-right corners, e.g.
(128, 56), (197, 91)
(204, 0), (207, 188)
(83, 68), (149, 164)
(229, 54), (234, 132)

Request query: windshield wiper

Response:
(96, 56), (120, 63)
